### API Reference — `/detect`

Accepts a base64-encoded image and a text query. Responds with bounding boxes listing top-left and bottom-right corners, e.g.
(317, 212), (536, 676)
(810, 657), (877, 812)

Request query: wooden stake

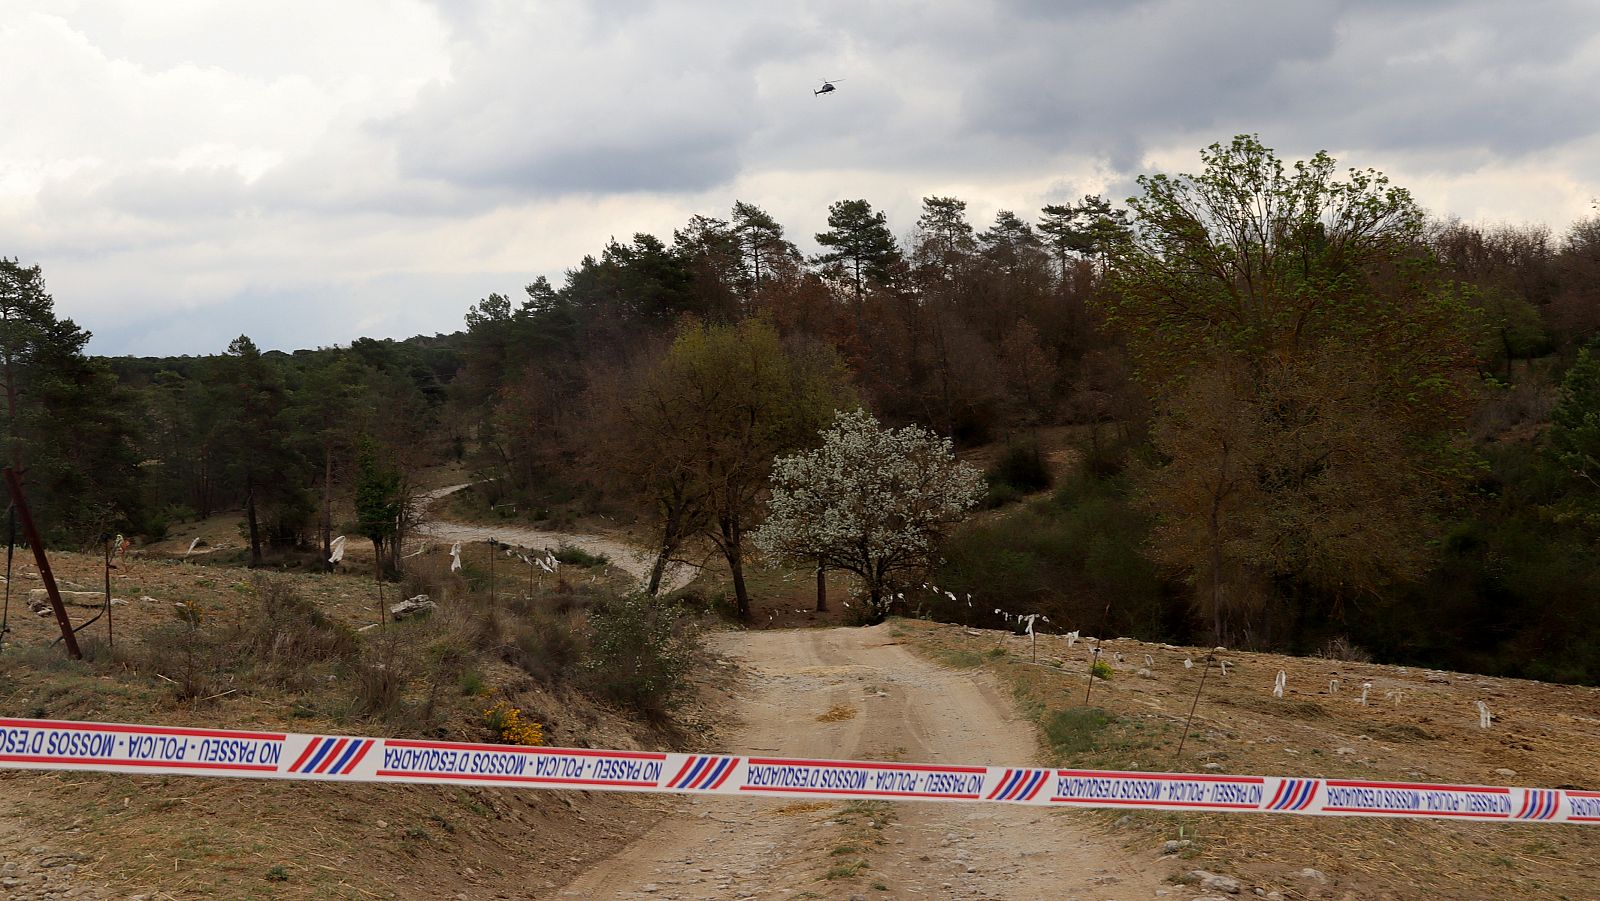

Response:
(3, 467), (79, 658)
(1174, 653), (1214, 761)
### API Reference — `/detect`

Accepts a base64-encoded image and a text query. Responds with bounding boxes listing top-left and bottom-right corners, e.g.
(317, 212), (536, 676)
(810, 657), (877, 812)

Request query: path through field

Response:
(547, 626), (1168, 900)
(414, 483), (699, 593)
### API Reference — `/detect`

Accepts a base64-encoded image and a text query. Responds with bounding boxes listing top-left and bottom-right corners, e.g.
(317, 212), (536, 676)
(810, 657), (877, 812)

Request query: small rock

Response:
(1334, 747), (1356, 756)
(1202, 762), (1224, 771)
(1296, 868), (1327, 883)
(1161, 839), (1193, 854)
(641, 884), (658, 893)
(1190, 870), (1242, 894)
(1136, 667), (1154, 678)
(389, 594), (436, 620)
(1114, 815), (1133, 828)
(964, 865), (977, 873)
(1494, 768), (1517, 778)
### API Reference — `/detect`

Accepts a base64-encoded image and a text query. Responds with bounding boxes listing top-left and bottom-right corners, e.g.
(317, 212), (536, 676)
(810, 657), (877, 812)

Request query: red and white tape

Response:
(2, 718), (1594, 825)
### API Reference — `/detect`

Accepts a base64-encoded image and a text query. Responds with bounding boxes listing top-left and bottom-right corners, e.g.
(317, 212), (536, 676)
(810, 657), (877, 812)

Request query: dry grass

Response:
(816, 704), (859, 723)
(894, 618), (1600, 901)
(0, 543), (725, 899)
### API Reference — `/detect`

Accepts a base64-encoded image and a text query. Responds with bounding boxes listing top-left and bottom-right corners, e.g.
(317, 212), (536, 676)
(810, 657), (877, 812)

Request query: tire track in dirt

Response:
(545, 625), (1171, 900)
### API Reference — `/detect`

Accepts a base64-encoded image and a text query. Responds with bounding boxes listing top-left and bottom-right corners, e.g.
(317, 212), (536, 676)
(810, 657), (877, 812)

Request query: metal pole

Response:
(3, 467), (80, 658)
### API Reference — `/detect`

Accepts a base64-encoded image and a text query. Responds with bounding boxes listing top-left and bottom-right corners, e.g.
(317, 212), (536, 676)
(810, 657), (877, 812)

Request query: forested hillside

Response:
(6, 135), (1600, 682)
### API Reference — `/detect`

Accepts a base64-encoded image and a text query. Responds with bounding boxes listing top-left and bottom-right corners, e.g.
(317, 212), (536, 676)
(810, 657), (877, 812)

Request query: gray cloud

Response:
(4, 0), (1600, 355)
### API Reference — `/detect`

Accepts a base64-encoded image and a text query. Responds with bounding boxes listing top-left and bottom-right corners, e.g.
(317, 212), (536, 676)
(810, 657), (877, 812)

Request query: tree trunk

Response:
(868, 583), (884, 625)
(648, 504), (685, 596)
(245, 475), (262, 567)
(720, 511), (750, 620)
(321, 443), (334, 572)
(815, 558), (827, 613)
(1204, 438), (1235, 645)
(648, 550), (670, 596)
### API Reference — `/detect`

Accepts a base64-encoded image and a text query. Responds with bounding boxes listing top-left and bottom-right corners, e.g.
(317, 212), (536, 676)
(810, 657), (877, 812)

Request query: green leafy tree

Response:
(1038, 194), (1130, 280)
(1548, 347), (1600, 533)
(755, 409), (983, 622)
(630, 319), (851, 618)
(1104, 136), (1481, 643)
(354, 435), (402, 576)
(0, 258), (145, 540)
(813, 199), (902, 318)
(977, 210), (1046, 277)
(211, 336), (302, 566)
(913, 196), (977, 286)
(732, 201), (801, 301)
(287, 352), (365, 567)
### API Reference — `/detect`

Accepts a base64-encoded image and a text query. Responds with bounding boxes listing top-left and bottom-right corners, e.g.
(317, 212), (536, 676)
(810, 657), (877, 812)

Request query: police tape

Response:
(2, 717), (1595, 825)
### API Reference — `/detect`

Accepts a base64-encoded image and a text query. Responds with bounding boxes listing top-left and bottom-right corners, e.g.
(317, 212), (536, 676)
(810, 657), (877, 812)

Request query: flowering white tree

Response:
(755, 409), (984, 622)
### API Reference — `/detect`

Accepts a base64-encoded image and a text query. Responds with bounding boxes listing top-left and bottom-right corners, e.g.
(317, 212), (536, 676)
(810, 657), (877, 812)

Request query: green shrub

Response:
(348, 645), (406, 719)
(247, 578), (357, 673)
(584, 594), (701, 717)
(553, 544), (609, 568)
(936, 472), (1170, 637)
(986, 444), (1052, 493)
(502, 609), (587, 684)
(1043, 707), (1116, 756)
(983, 481), (1022, 508)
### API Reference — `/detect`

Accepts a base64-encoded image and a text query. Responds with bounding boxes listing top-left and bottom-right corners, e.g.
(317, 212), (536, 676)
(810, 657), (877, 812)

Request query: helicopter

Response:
(814, 78), (844, 96)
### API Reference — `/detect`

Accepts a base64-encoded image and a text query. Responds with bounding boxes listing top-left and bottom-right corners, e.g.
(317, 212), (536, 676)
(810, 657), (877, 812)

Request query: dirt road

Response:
(548, 626), (1170, 900)
(414, 484), (699, 593)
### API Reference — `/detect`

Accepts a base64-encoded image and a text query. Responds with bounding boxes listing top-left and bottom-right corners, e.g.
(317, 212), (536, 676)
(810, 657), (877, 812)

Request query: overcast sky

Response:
(4, 0), (1599, 356)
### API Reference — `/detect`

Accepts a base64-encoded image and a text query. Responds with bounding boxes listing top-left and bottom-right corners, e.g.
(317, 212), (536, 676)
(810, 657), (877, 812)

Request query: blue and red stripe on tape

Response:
(0, 717), (1593, 825)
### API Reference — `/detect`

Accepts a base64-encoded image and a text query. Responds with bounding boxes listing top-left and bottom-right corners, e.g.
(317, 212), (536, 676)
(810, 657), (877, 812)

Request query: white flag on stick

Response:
(450, 542), (462, 573)
(328, 535), (347, 564)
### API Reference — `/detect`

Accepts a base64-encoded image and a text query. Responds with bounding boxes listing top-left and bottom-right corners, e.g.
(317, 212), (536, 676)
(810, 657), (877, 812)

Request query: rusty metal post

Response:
(3, 467), (80, 658)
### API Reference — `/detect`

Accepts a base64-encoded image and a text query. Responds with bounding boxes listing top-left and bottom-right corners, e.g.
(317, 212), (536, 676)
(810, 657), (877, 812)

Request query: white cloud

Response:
(2, 0), (1598, 355)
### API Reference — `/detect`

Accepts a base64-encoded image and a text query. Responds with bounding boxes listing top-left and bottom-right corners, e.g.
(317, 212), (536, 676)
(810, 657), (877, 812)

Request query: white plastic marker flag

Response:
(1477, 701), (1493, 729)
(328, 535), (346, 565)
(450, 542), (462, 573)
(0, 716), (1594, 827)
(183, 537), (202, 560)
(1066, 630), (1079, 648)
(1273, 671), (1286, 699)
(1184, 658), (1194, 670)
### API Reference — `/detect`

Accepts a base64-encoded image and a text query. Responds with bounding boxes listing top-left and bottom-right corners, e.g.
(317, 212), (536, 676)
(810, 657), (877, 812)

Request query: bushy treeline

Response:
(7, 133), (1600, 682)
